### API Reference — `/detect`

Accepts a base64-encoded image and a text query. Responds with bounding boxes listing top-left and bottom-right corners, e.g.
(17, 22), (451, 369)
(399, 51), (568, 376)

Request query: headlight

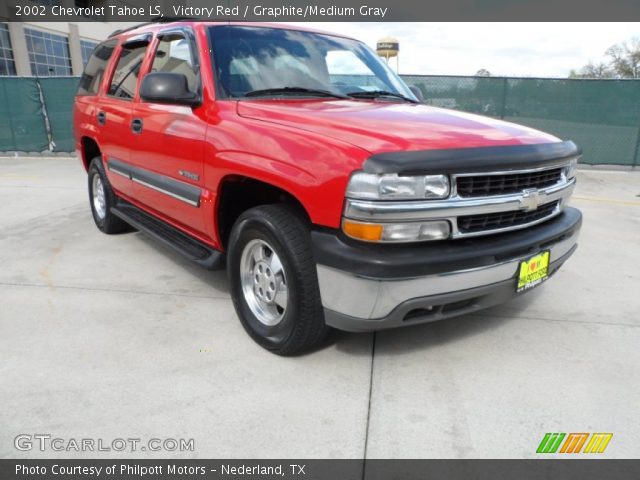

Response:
(346, 172), (450, 200)
(342, 219), (451, 243)
(564, 158), (578, 180)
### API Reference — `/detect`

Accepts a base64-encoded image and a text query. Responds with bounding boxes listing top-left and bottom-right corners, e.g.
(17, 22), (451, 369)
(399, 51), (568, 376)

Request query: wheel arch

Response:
(79, 136), (102, 172)
(216, 175), (311, 250)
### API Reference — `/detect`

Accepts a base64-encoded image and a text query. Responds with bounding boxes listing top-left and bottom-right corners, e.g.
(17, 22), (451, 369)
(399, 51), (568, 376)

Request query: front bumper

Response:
(312, 207), (582, 332)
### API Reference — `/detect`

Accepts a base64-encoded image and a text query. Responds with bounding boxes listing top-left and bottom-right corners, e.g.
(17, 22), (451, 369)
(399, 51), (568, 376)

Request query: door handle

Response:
(131, 118), (143, 134)
(97, 111), (106, 125)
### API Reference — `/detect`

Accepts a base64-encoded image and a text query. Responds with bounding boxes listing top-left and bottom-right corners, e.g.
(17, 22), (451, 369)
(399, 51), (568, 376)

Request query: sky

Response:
(287, 22), (640, 77)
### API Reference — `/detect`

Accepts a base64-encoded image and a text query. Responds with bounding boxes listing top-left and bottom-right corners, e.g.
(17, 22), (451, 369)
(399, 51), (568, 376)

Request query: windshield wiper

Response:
(347, 90), (418, 103)
(243, 87), (349, 99)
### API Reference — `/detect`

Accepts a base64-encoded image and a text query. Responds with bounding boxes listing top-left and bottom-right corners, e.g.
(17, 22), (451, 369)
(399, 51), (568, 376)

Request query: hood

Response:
(237, 99), (559, 154)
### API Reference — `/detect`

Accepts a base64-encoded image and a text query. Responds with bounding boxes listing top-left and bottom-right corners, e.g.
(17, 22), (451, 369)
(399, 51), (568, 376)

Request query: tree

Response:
(475, 69), (491, 77)
(605, 38), (640, 78)
(569, 61), (613, 79)
(571, 37), (640, 78)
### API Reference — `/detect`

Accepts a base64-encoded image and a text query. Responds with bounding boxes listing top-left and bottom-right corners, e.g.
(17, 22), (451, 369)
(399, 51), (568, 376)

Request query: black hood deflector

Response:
(363, 141), (581, 175)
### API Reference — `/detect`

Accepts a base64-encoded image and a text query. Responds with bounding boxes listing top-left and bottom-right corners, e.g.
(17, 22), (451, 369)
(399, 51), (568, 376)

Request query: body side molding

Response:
(107, 158), (201, 207)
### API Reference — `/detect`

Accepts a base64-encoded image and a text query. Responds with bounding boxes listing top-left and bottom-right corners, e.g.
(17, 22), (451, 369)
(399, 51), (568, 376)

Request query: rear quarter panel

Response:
(73, 96), (99, 170)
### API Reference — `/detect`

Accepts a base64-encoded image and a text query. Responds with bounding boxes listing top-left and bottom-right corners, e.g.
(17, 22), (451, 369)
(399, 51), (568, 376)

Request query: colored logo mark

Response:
(537, 433), (613, 454)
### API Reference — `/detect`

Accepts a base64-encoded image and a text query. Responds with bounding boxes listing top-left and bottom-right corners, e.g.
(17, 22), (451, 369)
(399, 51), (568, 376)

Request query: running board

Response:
(111, 202), (223, 270)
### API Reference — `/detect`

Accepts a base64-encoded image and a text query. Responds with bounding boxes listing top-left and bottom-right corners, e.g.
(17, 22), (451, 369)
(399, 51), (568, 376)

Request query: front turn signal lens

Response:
(342, 219), (450, 243)
(342, 220), (384, 242)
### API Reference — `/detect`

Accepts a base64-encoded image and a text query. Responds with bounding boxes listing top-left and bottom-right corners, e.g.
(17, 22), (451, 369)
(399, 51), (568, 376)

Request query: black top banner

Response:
(1, 0), (640, 22)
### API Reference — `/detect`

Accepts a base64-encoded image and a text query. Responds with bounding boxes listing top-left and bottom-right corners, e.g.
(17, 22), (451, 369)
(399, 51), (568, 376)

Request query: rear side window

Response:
(150, 33), (198, 93)
(77, 40), (116, 96)
(108, 42), (148, 100)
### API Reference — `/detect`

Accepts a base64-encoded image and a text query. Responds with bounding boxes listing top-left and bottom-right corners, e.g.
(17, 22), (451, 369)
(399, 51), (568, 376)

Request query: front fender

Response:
(203, 114), (370, 229)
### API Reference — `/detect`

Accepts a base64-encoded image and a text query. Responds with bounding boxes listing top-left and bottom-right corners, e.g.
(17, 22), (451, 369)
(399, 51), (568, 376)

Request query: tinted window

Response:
(150, 33), (198, 93)
(77, 40), (116, 96)
(108, 43), (148, 100)
(80, 39), (99, 66)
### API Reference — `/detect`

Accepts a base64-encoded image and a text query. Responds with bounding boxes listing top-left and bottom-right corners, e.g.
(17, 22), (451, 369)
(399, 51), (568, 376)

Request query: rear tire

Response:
(88, 157), (130, 234)
(227, 204), (328, 355)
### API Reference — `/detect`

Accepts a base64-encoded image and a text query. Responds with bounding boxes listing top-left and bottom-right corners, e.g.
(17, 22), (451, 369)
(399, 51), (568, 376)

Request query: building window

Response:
(25, 28), (72, 76)
(0, 22), (16, 76)
(80, 39), (98, 66)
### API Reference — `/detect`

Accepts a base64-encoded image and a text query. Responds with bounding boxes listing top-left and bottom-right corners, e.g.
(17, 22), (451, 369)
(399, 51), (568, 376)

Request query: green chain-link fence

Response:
(38, 77), (80, 153)
(0, 76), (78, 153)
(1, 75), (639, 166)
(0, 77), (49, 152)
(402, 75), (640, 166)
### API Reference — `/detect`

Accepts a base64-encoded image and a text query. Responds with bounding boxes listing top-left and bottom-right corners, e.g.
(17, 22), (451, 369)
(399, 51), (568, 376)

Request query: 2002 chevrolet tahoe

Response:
(73, 20), (582, 355)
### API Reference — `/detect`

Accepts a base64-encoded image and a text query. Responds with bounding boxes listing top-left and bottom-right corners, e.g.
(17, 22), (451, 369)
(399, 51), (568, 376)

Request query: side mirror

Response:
(140, 72), (200, 106)
(408, 85), (425, 103)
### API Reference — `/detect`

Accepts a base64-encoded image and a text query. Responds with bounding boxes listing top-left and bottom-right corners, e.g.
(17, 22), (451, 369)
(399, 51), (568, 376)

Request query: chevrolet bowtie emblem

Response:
(519, 189), (542, 211)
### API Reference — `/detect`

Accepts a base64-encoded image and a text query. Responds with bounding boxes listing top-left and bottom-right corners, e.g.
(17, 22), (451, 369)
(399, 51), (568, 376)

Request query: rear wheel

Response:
(88, 157), (130, 234)
(227, 205), (328, 355)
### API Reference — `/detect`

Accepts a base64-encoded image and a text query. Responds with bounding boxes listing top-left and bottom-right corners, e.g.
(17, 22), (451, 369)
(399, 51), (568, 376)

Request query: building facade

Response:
(0, 0), (139, 76)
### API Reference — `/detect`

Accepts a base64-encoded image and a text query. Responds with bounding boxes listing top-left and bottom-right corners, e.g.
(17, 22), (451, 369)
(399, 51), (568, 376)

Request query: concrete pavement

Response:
(1, 157), (639, 458)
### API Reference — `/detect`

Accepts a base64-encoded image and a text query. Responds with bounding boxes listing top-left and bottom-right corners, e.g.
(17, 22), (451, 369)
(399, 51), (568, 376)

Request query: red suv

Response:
(74, 20), (582, 355)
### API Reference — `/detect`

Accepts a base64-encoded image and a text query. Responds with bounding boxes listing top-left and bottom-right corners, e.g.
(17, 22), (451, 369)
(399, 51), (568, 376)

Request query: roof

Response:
(109, 18), (356, 41)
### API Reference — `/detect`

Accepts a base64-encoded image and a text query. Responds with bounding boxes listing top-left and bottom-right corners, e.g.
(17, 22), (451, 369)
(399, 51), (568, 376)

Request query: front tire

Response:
(88, 157), (130, 234)
(227, 205), (328, 355)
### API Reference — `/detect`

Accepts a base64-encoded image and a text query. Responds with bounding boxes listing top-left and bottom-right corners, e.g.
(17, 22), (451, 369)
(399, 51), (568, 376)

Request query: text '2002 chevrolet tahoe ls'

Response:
(74, 20), (582, 355)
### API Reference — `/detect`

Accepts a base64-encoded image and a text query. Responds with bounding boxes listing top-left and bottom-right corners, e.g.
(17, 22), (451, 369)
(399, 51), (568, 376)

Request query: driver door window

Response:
(150, 33), (198, 93)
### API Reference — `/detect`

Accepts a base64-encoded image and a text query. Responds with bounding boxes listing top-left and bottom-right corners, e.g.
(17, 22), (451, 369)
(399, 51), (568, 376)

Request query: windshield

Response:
(208, 25), (415, 100)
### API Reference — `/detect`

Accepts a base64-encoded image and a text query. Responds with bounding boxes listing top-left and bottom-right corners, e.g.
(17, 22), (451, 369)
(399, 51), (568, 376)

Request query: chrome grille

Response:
(343, 160), (577, 240)
(458, 200), (560, 234)
(456, 168), (563, 198)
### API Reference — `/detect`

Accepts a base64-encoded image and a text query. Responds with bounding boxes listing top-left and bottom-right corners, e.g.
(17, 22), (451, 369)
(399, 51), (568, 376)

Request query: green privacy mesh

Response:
(38, 77), (79, 152)
(0, 77), (48, 152)
(402, 75), (640, 166)
(1, 75), (639, 166)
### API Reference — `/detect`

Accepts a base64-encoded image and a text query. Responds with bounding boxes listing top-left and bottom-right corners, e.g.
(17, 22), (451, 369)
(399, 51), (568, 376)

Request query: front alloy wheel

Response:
(227, 204), (328, 355)
(240, 239), (289, 326)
